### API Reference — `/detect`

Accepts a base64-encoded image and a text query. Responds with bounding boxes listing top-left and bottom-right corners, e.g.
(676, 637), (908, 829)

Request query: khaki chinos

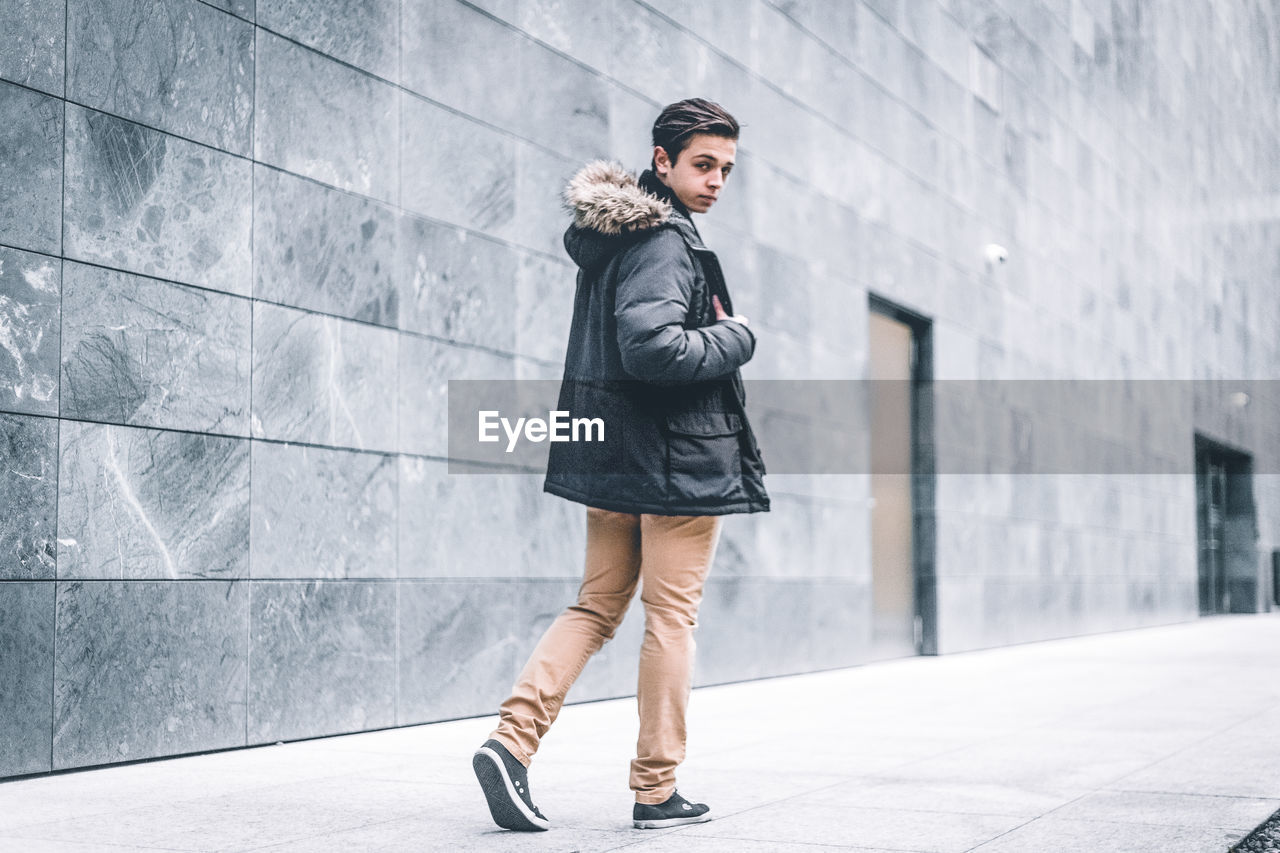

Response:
(489, 505), (723, 804)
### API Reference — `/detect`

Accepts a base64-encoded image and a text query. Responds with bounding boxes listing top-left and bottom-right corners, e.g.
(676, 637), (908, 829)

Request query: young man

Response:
(473, 97), (768, 832)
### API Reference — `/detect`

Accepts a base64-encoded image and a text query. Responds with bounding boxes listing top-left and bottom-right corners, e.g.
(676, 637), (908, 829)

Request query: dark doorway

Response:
(1194, 434), (1257, 614)
(868, 295), (936, 657)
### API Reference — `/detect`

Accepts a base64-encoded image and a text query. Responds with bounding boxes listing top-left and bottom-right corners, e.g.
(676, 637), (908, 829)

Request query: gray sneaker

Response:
(633, 790), (712, 829)
(472, 739), (550, 832)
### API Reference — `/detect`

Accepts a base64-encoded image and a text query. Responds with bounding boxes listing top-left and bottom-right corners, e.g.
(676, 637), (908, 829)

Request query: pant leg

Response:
(490, 506), (643, 766)
(630, 513), (724, 804)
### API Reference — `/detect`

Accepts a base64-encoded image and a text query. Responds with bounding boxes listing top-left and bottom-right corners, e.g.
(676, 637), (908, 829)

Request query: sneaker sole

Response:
(472, 746), (550, 832)
(633, 813), (713, 830)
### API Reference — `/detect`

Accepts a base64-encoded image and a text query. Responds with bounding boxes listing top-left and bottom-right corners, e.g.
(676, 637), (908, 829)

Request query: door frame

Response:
(868, 294), (937, 655)
(1193, 432), (1257, 615)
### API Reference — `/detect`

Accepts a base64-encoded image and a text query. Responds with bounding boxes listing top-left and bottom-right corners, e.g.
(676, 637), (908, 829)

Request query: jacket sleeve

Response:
(613, 228), (756, 385)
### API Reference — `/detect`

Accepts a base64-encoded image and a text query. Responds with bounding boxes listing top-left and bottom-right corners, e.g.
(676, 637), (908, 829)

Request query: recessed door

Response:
(1195, 436), (1258, 615)
(869, 310), (917, 657)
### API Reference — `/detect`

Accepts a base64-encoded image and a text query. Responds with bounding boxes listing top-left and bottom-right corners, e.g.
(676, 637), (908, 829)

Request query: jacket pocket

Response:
(663, 411), (746, 504)
(666, 411), (741, 436)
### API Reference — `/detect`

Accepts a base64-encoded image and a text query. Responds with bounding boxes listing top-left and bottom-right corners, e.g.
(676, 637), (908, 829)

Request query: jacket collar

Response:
(637, 168), (706, 249)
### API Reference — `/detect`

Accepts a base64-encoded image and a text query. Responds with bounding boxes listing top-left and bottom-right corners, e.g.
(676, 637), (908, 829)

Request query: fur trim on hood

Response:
(563, 160), (673, 235)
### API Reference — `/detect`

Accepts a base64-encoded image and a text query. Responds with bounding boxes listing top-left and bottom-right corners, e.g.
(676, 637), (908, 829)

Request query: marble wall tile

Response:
(811, 497), (874, 579)
(253, 166), (398, 327)
(400, 92), (516, 238)
(0, 0), (65, 95)
(514, 144), (578, 259)
(60, 262), (252, 434)
(710, 510), (763, 578)
(936, 571), (993, 650)
(687, 578), (770, 686)
(397, 335), (515, 458)
(472, 0), (617, 80)
(513, 252), (574, 365)
(250, 442), (396, 579)
(53, 580), (249, 769)
(397, 580), (521, 723)
(0, 247), (60, 416)
(0, 413), (57, 580)
(644, 0), (754, 67)
(514, 39), (610, 161)
(606, 85), (657, 170)
(63, 105), (253, 296)
(513, 473), (587, 578)
(255, 30), (398, 204)
(806, 580), (873, 670)
(67, 0), (254, 156)
(0, 82), (62, 254)
(398, 457), (520, 578)
(603, 3), (703, 103)
(400, 0), (523, 121)
(395, 214), (518, 351)
(754, 245), (813, 339)
(203, 0), (253, 19)
(402, 0), (608, 161)
(760, 580), (846, 675)
(513, 357), (563, 382)
(251, 302), (397, 452)
(744, 493), (817, 579)
(0, 581), (55, 776)
(57, 421), (250, 579)
(248, 580), (395, 743)
(694, 579), (820, 685)
(258, 0), (397, 81)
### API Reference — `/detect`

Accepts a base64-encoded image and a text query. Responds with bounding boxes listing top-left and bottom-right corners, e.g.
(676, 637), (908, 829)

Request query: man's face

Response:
(654, 133), (736, 214)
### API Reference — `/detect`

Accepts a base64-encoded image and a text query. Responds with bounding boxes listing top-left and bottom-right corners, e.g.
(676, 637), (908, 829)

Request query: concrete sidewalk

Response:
(2, 614), (1279, 853)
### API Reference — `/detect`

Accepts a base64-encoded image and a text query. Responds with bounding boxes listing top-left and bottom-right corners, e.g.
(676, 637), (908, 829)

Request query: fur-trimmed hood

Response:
(564, 160), (673, 234)
(561, 160), (682, 271)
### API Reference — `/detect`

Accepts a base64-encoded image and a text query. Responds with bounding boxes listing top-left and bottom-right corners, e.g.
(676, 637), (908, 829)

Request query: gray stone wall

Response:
(2, 0), (1278, 777)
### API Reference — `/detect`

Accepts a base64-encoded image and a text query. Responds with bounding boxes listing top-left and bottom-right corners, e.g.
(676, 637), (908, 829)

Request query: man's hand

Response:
(712, 294), (749, 326)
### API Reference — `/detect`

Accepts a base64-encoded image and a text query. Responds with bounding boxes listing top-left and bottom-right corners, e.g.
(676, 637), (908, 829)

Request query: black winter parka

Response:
(542, 161), (769, 516)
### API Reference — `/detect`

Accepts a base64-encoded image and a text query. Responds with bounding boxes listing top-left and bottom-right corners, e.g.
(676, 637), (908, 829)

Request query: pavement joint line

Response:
(779, 801), (1049, 820)
(187, 808), (459, 853)
(956, 698), (1280, 852)
(960, 808), (1058, 852)
(599, 823), (736, 853)
(0, 836), (190, 853)
(849, 719), (1080, 776)
(0, 768), (447, 840)
(851, 684), (1280, 778)
(1086, 699), (1280, 791)
(662, 831), (938, 852)
(1098, 788), (1280, 802)
(237, 816), (630, 853)
(998, 809), (1259, 829)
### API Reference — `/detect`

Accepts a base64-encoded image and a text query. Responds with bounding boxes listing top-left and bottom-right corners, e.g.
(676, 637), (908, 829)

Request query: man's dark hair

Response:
(650, 97), (740, 171)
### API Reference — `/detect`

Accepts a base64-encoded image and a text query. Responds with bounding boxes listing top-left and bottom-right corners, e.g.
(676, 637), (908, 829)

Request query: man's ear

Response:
(653, 145), (671, 176)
